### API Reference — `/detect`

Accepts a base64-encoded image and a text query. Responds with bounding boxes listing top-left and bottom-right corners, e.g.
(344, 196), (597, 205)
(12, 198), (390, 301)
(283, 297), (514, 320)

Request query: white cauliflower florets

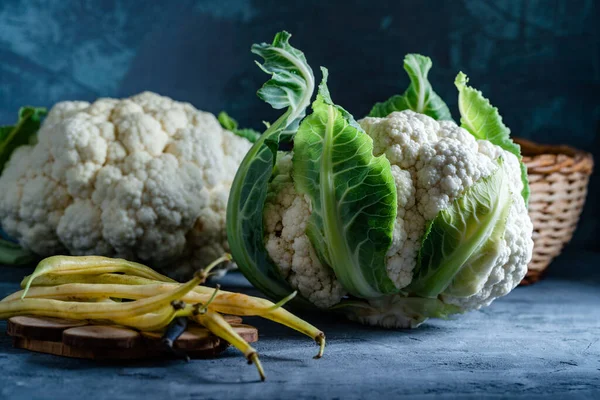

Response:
(264, 153), (346, 308)
(263, 110), (533, 317)
(0, 92), (252, 279)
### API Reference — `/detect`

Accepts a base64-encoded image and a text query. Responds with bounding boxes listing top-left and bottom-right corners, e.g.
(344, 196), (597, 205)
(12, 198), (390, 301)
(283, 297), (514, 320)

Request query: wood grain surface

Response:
(6, 315), (257, 360)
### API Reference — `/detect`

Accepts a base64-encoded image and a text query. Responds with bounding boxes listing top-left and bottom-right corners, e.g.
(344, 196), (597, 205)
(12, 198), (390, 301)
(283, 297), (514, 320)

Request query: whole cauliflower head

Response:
(263, 110), (533, 325)
(0, 92), (252, 279)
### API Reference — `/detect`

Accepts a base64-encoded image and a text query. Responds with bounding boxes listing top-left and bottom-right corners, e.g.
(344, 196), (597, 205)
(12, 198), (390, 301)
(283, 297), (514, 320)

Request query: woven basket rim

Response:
(514, 137), (594, 175)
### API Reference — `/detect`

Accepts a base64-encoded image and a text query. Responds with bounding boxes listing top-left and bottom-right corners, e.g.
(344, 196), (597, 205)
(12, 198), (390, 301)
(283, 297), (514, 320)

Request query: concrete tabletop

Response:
(0, 251), (599, 400)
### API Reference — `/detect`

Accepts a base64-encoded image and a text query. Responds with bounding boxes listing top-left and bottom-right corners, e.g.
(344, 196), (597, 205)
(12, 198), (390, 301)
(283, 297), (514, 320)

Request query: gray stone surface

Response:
(0, 252), (599, 399)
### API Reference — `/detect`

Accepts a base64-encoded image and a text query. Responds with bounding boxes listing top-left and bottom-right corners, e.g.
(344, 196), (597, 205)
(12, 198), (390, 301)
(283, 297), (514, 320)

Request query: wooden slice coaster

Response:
(223, 315), (243, 325)
(228, 324), (259, 343)
(6, 315), (257, 361)
(63, 326), (142, 349)
(143, 326), (213, 348)
(11, 337), (152, 360)
(7, 316), (87, 342)
(142, 324), (258, 349)
(141, 329), (229, 359)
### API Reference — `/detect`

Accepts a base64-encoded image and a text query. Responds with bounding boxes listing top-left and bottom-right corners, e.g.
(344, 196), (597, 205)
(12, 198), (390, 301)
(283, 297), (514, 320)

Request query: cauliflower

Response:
(264, 110), (533, 325)
(226, 33), (533, 329)
(360, 111), (532, 308)
(0, 92), (252, 279)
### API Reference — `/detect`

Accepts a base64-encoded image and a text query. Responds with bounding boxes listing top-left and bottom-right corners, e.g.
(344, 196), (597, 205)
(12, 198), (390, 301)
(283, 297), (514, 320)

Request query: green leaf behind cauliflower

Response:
(217, 111), (261, 143)
(0, 238), (36, 265)
(369, 54), (453, 121)
(455, 72), (530, 204)
(0, 106), (47, 173)
(0, 106), (46, 265)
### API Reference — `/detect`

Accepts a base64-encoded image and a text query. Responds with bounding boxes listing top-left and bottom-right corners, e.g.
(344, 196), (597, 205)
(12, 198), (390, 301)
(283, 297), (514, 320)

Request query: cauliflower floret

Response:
(0, 91), (252, 279)
(440, 158), (533, 311)
(356, 112), (501, 292)
(360, 110), (532, 309)
(263, 153), (346, 308)
(264, 110), (532, 315)
(385, 166), (419, 289)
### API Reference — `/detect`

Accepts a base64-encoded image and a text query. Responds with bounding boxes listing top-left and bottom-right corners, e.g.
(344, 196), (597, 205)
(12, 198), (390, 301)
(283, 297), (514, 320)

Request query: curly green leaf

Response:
(369, 54), (452, 120)
(455, 72), (529, 204)
(226, 31), (315, 302)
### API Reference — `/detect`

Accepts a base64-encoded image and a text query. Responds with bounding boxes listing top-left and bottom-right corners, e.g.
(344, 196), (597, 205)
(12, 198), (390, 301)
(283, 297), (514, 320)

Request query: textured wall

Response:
(0, 0), (598, 252)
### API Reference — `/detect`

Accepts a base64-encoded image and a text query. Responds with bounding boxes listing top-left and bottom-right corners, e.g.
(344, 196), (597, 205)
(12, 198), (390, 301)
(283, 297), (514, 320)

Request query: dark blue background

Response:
(1, 0), (598, 255)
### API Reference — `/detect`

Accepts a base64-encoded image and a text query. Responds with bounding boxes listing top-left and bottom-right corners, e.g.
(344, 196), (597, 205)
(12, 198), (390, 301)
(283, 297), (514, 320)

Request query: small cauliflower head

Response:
(0, 92), (251, 279)
(263, 110), (533, 326)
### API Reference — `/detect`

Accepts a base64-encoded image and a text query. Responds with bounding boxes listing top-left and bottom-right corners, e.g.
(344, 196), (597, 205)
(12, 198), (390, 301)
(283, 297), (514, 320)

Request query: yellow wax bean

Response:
(22, 255), (176, 298)
(193, 309), (266, 381)
(11, 277), (326, 357)
(0, 279), (196, 321)
(112, 303), (194, 331)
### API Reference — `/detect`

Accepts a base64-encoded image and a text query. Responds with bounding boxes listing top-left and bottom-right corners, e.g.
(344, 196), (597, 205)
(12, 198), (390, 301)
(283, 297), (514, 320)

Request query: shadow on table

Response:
(7, 345), (265, 384)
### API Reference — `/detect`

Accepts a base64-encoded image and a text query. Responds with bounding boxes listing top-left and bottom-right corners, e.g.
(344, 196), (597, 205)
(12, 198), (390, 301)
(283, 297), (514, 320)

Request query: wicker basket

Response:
(515, 138), (594, 285)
